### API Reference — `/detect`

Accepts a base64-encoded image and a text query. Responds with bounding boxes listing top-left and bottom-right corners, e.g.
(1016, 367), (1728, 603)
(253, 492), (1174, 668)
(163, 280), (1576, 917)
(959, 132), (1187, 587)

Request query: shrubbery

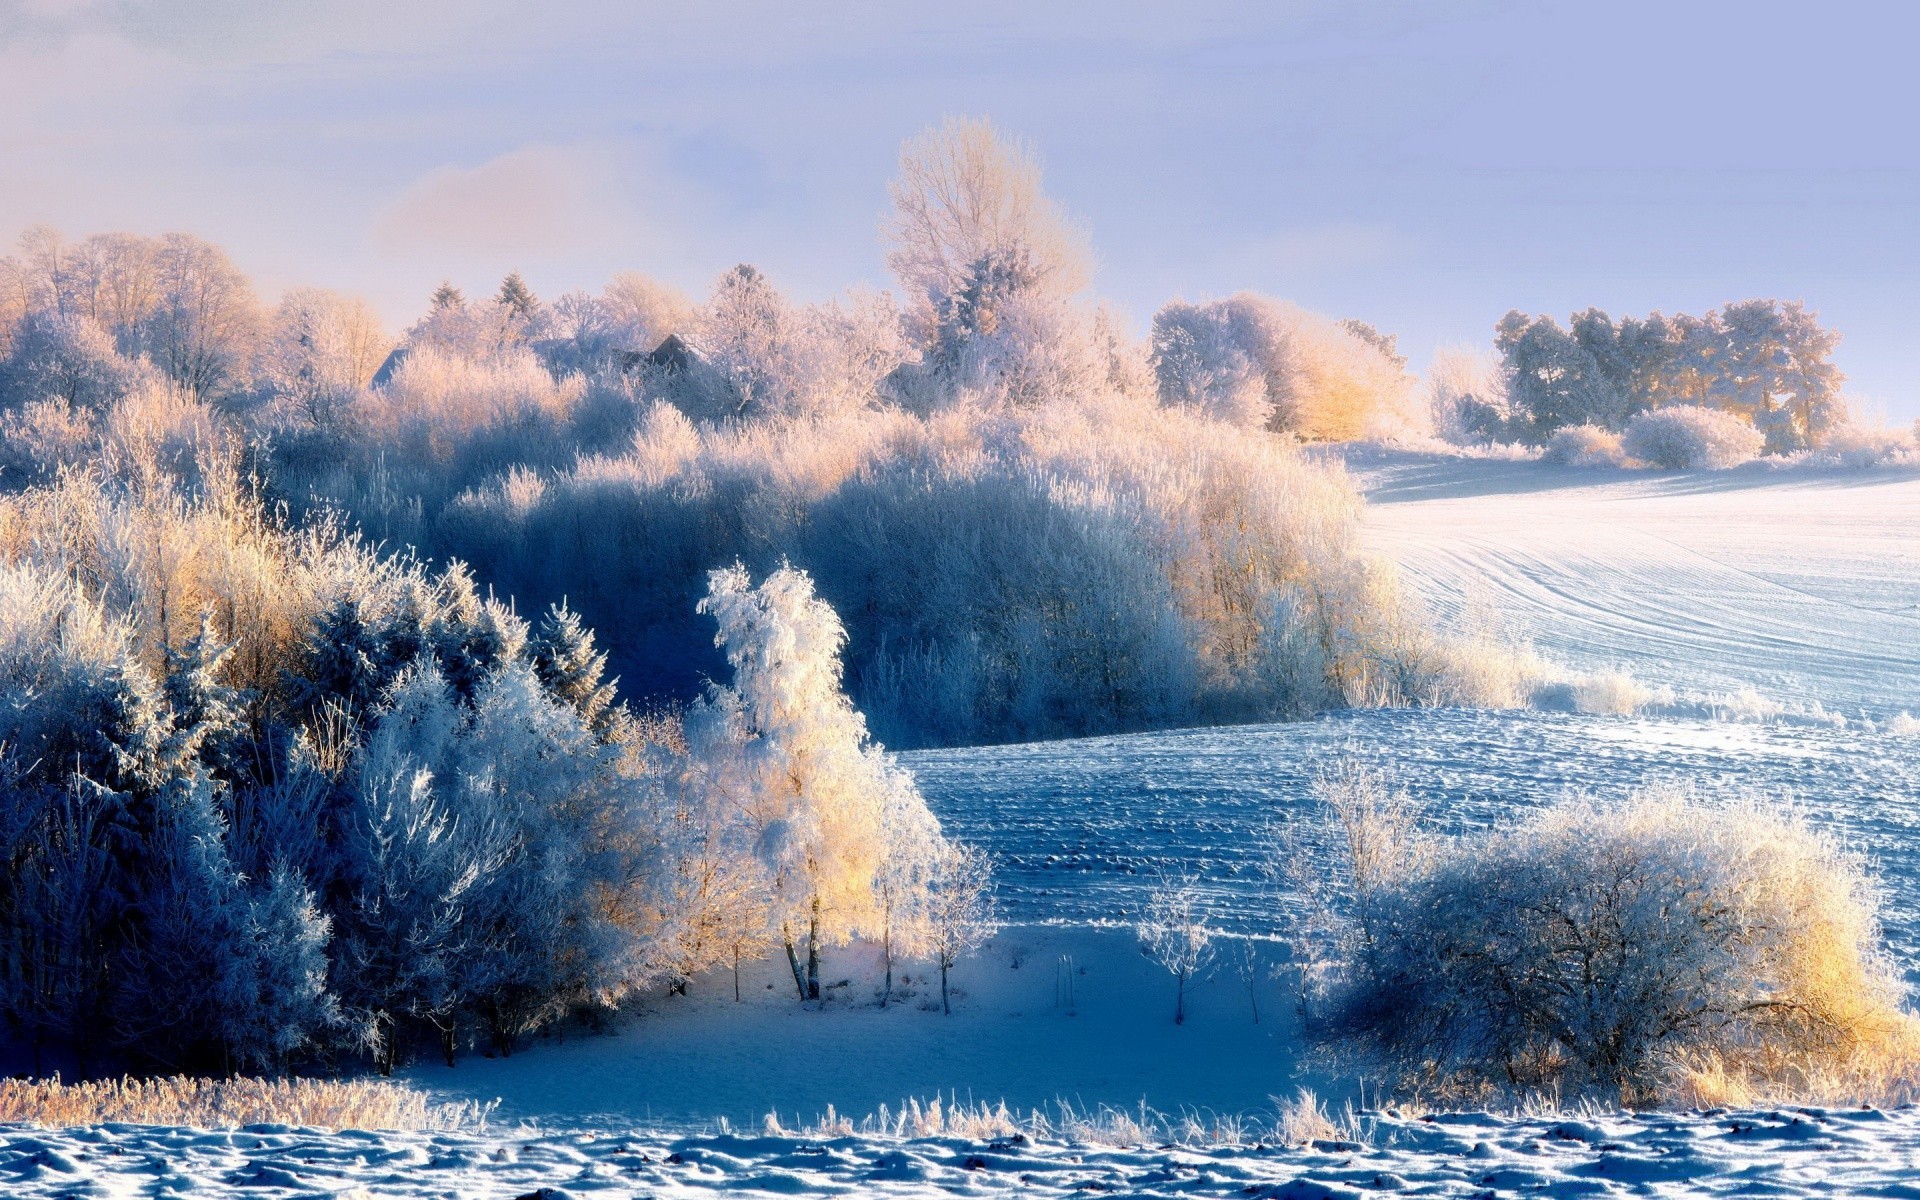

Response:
(1621, 404), (1765, 469)
(1302, 769), (1916, 1105)
(0, 443), (974, 1073)
(1542, 422), (1628, 467)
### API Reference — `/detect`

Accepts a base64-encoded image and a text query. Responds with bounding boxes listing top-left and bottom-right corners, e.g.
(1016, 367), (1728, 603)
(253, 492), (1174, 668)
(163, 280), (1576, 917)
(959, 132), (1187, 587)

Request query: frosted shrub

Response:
(366, 344), (584, 464)
(1310, 783), (1916, 1105)
(1621, 404), (1764, 469)
(1149, 293), (1413, 440)
(1565, 668), (1667, 715)
(1789, 419), (1920, 468)
(0, 398), (96, 486)
(1543, 423), (1628, 467)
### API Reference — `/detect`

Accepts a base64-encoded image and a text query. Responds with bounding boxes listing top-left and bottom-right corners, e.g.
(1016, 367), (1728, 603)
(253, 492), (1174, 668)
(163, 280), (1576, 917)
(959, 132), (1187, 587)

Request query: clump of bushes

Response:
(1621, 404), (1765, 469)
(1542, 423), (1628, 468)
(1303, 768), (1917, 1106)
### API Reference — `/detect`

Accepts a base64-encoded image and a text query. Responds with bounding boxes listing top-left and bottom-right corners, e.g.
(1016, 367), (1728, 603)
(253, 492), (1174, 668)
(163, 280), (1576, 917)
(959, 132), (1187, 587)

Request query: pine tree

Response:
(295, 595), (384, 716)
(530, 601), (619, 735)
(430, 281), (465, 311)
(219, 865), (336, 1072)
(496, 272), (539, 322)
(163, 611), (248, 785)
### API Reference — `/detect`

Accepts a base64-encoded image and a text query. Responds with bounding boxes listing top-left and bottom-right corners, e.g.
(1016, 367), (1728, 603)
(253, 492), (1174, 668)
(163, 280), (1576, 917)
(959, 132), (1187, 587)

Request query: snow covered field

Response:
(1350, 450), (1920, 717)
(10, 1104), (1920, 1198)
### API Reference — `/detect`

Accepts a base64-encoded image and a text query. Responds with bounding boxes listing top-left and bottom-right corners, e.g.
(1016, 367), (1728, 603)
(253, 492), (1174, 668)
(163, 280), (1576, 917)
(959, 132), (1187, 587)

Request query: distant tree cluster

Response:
(1438, 301), (1846, 455)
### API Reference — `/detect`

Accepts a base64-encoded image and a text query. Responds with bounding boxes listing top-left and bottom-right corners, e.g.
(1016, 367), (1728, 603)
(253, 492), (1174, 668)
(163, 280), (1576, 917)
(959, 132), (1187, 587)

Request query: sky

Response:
(4, 0), (1916, 418)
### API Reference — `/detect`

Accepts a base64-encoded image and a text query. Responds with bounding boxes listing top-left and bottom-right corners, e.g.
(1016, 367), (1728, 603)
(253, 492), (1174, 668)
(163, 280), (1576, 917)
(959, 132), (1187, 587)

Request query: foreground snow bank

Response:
(7, 1105), (1920, 1198)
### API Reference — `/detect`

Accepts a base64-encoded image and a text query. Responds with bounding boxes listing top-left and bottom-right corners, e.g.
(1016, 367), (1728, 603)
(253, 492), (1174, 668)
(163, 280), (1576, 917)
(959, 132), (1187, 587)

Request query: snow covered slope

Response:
(1349, 450), (1920, 716)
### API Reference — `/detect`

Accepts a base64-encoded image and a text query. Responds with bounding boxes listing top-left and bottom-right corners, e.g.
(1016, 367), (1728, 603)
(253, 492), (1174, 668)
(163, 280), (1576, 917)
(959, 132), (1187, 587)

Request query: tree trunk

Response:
(374, 1017), (394, 1077)
(784, 931), (808, 1001)
(881, 913), (893, 1008)
(439, 1021), (457, 1068)
(805, 897), (821, 1001)
(1175, 969), (1187, 1025)
(733, 945), (742, 1003)
(941, 958), (951, 1015)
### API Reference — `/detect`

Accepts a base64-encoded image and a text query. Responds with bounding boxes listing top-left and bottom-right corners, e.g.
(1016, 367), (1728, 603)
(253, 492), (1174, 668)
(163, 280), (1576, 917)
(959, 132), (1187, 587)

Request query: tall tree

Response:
(884, 117), (1090, 330)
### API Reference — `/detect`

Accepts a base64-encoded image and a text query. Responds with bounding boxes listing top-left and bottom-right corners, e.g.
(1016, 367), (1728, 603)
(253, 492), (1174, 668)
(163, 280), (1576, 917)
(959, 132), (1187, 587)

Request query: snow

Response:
(1349, 449), (1920, 715)
(12, 1104), (1920, 1197)
(407, 925), (1303, 1127)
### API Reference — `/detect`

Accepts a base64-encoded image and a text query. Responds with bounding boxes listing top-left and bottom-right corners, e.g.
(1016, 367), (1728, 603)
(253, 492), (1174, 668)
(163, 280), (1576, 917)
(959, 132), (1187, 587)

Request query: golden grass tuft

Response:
(0, 1075), (495, 1131)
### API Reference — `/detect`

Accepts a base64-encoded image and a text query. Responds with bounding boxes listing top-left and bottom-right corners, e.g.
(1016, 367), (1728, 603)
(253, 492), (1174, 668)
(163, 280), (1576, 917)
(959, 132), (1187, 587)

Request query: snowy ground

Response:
(1347, 449), (1920, 717)
(18, 458), (1920, 1196)
(11, 1104), (1920, 1198)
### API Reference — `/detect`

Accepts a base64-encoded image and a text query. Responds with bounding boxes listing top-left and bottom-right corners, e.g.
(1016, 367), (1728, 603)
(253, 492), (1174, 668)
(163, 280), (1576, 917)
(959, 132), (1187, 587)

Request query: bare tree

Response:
(145, 234), (262, 398)
(925, 840), (997, 1015)
(1230, 938), (1267, 1025)
(1137, 875), (1216, 1025)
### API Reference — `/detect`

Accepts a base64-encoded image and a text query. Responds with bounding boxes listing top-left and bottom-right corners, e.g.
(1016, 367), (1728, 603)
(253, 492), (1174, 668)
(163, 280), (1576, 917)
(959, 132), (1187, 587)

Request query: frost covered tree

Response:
(885, 116), (1089, 333)
(0, 309), (143, 411)
(692, 563), (952, 1003)
(1686, 299), (1843, 453)
(530, 600), (621, 736)
(262, 288), (392, 424)
(924, 838), (997, 1015)
(1137, 875), (1216, 1025)
(143, 233), (262, 398)
(496, 272), (540, 325)
(335, 660), (504, 1072)
(1151, 294), (1413, 439)
(1495, 311), (1630, 441)
(873, 771), (943, 1006)
(602, 271), (694, 352)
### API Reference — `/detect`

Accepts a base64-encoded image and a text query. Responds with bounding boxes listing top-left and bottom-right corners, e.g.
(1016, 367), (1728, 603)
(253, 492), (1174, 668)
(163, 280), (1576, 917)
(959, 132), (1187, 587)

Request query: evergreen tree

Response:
(530, 601), (619, 735)
(294, 594), (384, 716)
(163, 612), (249, 785)
(496, 272), (539, 322)
(429, 281), (465, 311)
(219, 865), (337, 1072)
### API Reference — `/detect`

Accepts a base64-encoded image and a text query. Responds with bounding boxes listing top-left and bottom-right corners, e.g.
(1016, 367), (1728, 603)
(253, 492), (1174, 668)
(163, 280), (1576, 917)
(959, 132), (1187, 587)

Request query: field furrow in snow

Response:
(909, 710), (1920, 969)
(1348, 452), (1920, 715)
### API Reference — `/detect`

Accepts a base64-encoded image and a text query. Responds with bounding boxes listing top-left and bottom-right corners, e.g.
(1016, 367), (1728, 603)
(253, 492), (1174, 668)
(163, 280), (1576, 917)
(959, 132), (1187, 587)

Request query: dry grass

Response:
(1269, 1088), (1346, 1146)
(0, 1075), (495, 1131)
(784, 1093), (1361, 1148)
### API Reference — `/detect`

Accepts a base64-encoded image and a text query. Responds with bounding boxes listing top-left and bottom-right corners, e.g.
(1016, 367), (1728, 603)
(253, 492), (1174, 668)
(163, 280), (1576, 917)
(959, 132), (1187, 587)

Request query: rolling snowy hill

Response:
(1350, 450), (1920, 716)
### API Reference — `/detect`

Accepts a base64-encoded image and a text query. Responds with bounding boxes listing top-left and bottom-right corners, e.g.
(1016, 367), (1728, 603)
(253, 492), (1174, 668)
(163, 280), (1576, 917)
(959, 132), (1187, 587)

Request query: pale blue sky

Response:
(4, 0), (1915, 416)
